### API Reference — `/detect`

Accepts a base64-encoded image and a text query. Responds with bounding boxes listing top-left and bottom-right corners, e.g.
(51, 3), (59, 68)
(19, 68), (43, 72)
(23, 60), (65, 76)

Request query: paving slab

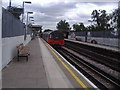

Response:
(2, 38), (49, 88)
(39, 38), (73, 88)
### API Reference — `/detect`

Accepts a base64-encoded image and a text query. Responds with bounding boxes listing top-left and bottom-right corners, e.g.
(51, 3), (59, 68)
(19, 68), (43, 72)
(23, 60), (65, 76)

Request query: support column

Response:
(0, 0), (2, 89)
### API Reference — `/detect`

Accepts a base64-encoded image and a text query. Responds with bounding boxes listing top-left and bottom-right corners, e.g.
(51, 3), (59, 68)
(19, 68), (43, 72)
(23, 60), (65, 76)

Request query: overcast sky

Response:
(2, 0), (118, 30)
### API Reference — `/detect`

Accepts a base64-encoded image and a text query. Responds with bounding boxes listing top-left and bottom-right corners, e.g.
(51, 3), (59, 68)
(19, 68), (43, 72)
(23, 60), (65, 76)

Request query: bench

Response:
(16, 43), (30, 61)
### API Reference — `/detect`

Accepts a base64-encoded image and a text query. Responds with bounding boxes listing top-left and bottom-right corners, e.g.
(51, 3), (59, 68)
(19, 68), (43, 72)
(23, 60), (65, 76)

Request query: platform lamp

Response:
(24, 11), (33, 40)
(30, 19), (34, 23)
(28, 17), (34, 26)
(29, 16), (34, 22)
(29, 16), (33, 20)
(30, 20), (34, 24)
(22, 1), (31, 23)
(30, 20), (34, 21)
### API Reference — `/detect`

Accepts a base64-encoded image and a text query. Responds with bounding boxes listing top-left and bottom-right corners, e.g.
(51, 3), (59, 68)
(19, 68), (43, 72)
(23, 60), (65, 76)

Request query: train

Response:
(41, 30), (64, 47)
(68, 30), (120, 48)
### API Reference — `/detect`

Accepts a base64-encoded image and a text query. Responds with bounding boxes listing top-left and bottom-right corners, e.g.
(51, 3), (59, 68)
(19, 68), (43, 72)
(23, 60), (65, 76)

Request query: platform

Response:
(65, 39), (120, 52)
(2, 38), (97, 89)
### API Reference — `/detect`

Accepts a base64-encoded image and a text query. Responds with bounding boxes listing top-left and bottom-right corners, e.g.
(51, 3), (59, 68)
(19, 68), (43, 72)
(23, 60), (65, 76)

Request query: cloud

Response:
(58, 2), (118, 28)
(2, 0), (118, 30)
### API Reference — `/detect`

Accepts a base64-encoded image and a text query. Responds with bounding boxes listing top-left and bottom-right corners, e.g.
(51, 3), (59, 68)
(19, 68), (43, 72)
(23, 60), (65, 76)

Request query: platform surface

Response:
(39, 38), (74, 88)
(2, 38), (97, 89)
(2, 38), (73, 88)
(2, 38), (49, 88)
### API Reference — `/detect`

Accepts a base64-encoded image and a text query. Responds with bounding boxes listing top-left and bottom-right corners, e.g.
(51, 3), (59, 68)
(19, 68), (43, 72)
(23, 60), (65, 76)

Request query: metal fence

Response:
(69, 30), (119, 38)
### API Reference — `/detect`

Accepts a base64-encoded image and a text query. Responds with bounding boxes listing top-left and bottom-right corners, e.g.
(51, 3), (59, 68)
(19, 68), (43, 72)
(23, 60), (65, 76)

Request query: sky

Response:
(2, 0), (119, 30)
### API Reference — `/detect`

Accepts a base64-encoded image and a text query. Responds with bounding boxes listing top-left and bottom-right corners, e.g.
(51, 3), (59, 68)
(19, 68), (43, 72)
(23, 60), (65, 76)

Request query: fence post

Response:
(85, 31), (87, 42)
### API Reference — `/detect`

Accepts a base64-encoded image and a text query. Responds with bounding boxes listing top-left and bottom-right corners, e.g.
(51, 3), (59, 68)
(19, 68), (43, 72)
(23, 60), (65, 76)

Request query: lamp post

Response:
(22, 1), (31, 23)
(29, 16), (33, 19)
(29, 16), (34, 23)
(26, 12), (33, 26)
(28, 17), (34, 27)
(24, 12), (33, 40)
(29, 16), (33, 20)
(30, 19), (34, 21)
(30, 19), (34, 23)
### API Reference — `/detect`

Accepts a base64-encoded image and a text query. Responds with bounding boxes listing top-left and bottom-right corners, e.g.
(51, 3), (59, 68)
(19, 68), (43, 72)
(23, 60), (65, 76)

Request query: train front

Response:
(48, 31), (64, 47)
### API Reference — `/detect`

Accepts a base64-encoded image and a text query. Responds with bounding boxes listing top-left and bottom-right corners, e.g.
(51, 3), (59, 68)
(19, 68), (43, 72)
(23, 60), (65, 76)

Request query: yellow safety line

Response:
(42, 40), (89, 89)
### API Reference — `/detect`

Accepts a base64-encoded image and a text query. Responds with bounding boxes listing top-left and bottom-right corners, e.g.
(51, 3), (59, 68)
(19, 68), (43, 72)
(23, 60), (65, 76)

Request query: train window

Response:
(49, 34), (52, 38)
(51, 31), (64, 40)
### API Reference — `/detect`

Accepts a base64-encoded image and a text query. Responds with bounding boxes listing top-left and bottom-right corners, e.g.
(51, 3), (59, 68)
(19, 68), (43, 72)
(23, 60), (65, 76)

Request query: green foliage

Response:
(91, 9), (111, 30)
(56, 20), (71, 31)
(44, 29), (53, 32)
(72, 8), (119, 32)
(73, 23), (86, 32)
(12, 13), (21, 19)
(110, 8), (120, 29)
(7, 6), (22, 19)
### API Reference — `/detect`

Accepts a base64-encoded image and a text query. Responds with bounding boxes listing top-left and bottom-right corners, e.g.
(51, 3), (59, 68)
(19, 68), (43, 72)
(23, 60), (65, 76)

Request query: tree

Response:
(110, 8), (120, 30)
(73, 24), (79, 31)
(73, 23), (86, 32)
(99, 10), (110, 30)
(44, 29), (52, 32)
(91, 9), (110, 30)
(56, 20), (71, 31)
(86, 25), (96, 31)
(7, 6), (22, 19)
(91, 10), (100, 27)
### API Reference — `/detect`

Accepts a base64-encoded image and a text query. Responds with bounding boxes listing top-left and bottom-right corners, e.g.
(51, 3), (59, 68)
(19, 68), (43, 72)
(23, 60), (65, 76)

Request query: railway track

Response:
(54, 41), (120, 89)
(65, 40), (120, 72)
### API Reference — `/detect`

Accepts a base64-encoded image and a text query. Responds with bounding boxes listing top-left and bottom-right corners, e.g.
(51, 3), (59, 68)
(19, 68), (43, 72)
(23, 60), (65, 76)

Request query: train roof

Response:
(42, 30), (62, 34)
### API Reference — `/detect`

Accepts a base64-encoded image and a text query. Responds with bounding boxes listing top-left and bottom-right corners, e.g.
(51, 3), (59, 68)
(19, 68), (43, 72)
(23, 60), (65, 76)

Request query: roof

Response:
(31, 25), (42, 28)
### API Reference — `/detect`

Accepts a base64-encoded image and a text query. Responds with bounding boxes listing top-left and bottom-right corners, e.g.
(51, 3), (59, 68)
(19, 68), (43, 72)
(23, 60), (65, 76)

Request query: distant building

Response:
(31, 25), (42, 37)
(32, 25), (42, 32)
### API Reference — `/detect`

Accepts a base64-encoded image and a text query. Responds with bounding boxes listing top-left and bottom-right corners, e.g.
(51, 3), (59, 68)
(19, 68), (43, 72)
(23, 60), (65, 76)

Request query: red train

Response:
(41, 30), (64, 47)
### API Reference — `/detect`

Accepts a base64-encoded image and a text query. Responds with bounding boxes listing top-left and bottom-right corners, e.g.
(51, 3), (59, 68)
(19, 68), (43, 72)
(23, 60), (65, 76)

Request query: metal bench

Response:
(16, 43), (30, 61)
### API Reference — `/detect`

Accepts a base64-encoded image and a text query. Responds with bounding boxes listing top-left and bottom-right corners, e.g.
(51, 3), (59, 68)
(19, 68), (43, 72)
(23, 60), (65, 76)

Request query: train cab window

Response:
(51, 31), (64, 40)
(49, 34), (52, 38)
